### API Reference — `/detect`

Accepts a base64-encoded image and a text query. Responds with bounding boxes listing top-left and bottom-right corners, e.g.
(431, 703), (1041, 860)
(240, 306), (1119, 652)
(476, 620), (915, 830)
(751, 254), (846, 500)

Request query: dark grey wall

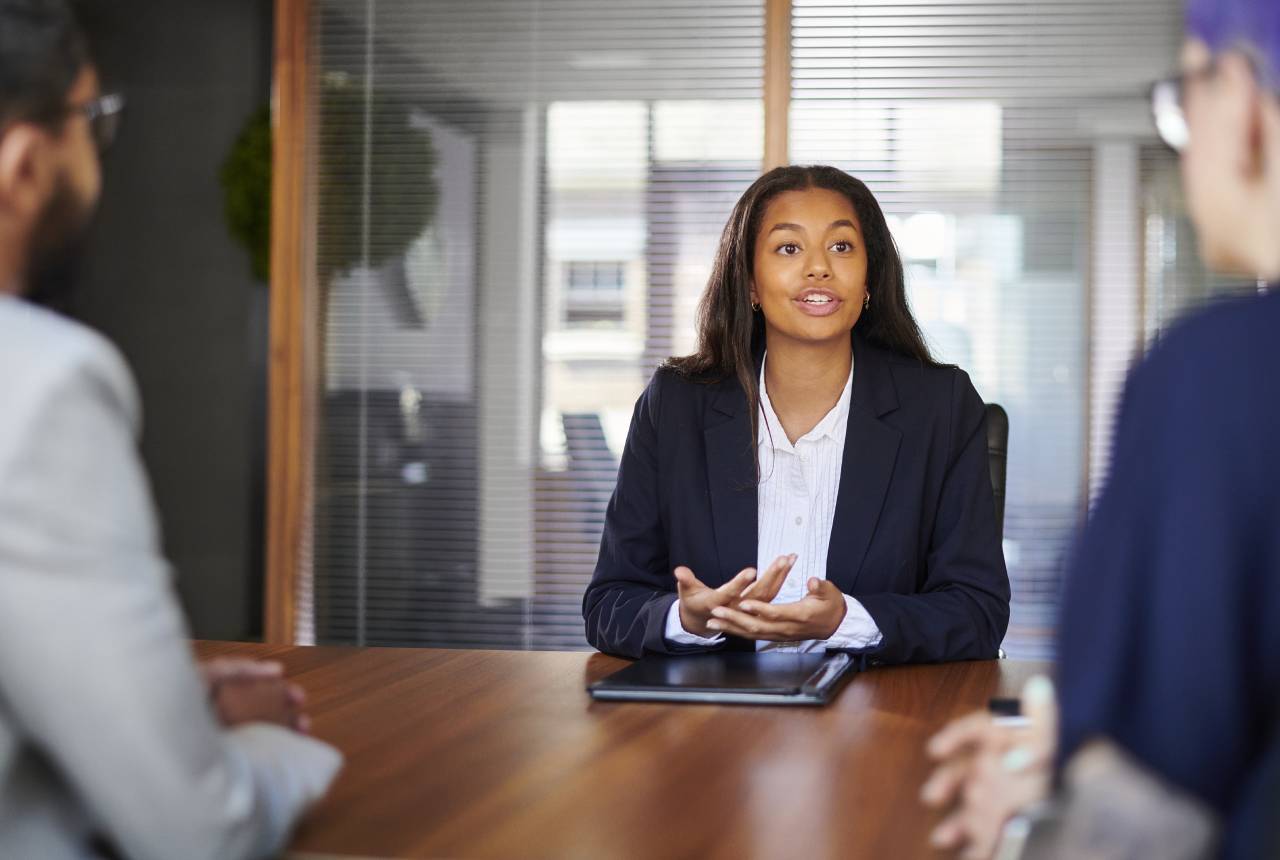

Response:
(71, 0), (273, 639)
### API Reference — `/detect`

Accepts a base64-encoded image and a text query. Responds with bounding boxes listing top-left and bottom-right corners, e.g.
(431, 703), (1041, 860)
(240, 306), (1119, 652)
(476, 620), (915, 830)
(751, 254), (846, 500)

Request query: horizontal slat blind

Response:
(1139, 144), (1260, 343)
(311, 0), (763, 648)
(306, 0), (1211, 657)
(790, 0), (1183, 658)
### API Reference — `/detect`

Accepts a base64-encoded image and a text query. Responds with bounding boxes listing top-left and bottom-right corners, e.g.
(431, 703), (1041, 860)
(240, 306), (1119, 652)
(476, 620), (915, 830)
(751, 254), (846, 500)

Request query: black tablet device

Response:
(587, 650), (857, 705)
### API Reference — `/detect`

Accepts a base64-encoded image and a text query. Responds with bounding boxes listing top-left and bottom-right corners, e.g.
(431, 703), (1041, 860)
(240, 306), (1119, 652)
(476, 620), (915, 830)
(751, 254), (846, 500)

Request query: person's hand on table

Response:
(920, 675), (1058, 859)
(199, 658), (311, 734)
(674, 553), (796, 637)
(705, 575), (848, 641)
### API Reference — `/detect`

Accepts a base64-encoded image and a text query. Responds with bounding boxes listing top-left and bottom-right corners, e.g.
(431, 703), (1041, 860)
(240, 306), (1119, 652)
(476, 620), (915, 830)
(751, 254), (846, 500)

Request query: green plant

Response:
(219, 78), (440, 285)
(220, 105), (272, 282)
(317, 76), (439, 282)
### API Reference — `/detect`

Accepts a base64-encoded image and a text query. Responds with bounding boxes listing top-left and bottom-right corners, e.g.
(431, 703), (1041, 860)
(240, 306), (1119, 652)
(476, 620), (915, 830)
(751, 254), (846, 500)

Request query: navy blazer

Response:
(583, 333), (1010, 663)
(1056, 288), (1280, 847)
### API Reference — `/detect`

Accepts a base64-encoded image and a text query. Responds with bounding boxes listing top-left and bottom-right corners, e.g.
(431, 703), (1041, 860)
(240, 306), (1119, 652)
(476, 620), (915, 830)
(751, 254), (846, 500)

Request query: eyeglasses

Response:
(75, 92), (126, 152)
(1150, 76), (1189, 152)
(2, 92), (126, 153)
(1149, 53), (1274, 153)
(1149, 64), (1217, 153)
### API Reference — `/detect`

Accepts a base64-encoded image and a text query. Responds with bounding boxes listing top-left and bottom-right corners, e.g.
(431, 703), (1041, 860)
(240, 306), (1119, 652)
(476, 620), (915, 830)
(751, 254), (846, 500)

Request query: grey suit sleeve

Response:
(0, 343), (341, 860)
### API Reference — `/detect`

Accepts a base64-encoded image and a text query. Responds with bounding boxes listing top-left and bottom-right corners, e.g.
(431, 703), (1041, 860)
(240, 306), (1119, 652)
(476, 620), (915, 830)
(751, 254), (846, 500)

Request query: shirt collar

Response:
(757, 351), (854, 451)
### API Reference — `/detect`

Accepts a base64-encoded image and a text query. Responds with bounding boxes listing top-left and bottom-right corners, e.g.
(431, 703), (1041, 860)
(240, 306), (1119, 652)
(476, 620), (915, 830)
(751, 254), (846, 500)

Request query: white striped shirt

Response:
(665, 353), (883, 651)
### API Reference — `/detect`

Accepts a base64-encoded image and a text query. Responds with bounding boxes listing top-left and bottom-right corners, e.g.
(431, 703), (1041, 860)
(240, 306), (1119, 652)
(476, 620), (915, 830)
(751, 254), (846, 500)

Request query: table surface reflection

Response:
(195, 640), (1050, 860)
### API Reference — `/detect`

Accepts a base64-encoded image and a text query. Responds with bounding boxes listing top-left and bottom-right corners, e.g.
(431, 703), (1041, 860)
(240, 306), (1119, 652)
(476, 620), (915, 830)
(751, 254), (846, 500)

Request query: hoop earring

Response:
(863, 293), (871, 309)
(751, 301), (761, 312)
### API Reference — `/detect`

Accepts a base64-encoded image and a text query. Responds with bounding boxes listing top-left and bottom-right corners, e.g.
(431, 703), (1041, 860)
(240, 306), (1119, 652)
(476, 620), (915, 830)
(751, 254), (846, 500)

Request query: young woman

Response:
(582, 165), (1009, 663)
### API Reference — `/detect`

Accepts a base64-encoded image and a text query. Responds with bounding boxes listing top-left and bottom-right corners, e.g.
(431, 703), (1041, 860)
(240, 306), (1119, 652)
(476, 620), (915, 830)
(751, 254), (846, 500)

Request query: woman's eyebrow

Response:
(766, 221), (805, 235)
(766, 219), (859, 236)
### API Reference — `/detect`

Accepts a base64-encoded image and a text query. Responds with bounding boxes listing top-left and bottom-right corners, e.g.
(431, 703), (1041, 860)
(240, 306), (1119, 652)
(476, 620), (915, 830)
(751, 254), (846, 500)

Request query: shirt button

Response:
(795, 516), (803, 525)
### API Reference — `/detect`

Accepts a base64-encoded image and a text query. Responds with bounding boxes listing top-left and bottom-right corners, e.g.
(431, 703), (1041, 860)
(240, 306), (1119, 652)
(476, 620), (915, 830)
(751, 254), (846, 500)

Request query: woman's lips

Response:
(791, 292), (844, 317)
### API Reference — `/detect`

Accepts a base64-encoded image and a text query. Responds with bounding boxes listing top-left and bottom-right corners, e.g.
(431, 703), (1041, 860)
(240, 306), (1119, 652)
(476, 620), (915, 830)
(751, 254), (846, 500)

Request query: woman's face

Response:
(750, 187), (868, 348)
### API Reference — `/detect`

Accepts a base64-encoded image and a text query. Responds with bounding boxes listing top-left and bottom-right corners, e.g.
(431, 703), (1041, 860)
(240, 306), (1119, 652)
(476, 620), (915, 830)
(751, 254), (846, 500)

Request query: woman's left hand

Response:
(706, 577), (847, 641)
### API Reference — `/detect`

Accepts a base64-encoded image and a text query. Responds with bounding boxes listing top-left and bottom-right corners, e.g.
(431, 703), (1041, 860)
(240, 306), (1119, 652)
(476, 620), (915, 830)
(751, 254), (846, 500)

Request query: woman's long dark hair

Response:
(665, 165), (936, 459)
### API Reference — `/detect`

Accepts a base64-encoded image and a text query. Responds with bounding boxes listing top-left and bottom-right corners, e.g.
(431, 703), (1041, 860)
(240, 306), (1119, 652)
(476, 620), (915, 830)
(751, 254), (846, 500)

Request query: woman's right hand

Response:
(673, 553), (797, 637)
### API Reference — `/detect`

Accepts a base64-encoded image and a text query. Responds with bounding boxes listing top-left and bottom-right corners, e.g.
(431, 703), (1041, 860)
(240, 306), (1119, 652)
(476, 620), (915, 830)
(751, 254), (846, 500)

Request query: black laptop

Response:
(587, 650), (858, 705)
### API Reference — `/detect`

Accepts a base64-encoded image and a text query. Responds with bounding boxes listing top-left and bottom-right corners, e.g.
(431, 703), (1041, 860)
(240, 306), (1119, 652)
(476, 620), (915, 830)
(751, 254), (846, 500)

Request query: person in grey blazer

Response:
(0, 2), (342, 858)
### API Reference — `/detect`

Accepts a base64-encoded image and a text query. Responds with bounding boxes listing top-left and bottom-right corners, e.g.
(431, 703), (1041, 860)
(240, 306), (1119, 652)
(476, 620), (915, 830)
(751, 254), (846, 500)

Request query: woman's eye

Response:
(778, 243), (800, 255)
(831, 241), (854, 253)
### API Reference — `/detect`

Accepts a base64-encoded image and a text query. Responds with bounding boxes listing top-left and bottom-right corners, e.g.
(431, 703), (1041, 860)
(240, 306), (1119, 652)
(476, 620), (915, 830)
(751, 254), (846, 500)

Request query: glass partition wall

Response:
(308, 0), (765, 648)
(788, 0), (1184, 656)
(285, 0), (1229, 657)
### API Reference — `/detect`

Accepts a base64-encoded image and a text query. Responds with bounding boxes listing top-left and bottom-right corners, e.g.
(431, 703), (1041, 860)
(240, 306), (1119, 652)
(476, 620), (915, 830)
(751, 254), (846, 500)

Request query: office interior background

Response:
(74, 0), (1246, 658)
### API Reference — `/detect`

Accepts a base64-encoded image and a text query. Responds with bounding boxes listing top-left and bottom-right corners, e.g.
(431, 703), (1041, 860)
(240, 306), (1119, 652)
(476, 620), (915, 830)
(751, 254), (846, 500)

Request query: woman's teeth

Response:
(802, 296), (832, 303)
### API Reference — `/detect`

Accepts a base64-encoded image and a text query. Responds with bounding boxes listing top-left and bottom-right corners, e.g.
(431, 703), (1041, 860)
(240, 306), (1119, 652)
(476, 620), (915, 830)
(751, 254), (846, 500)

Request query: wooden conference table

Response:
(196, 641), (1050, 860)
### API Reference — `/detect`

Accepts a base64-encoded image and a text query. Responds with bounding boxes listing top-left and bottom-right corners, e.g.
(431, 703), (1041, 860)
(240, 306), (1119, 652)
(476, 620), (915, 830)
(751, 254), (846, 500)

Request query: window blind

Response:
(309, 0), (764, 648)
(305, 0), (1213, 657)
(1139, 144), (1260, 344)
(789, 0), (1185, 657)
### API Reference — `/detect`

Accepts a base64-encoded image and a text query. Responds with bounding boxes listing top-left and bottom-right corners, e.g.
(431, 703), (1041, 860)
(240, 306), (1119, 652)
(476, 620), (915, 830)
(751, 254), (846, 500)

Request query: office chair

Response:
(986, 403), (1009, 659)
(985, 403), (1009, 541)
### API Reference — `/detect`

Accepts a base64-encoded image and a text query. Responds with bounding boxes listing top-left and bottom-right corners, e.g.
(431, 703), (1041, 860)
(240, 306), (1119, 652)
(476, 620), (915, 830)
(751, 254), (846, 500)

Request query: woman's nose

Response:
(805, 253), (831, 279)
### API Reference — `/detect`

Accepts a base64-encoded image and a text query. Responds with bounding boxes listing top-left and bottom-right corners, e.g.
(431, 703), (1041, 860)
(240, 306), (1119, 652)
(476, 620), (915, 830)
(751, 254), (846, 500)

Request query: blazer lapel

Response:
(828, 335), (903, 593)
(704, 377), (759, 585)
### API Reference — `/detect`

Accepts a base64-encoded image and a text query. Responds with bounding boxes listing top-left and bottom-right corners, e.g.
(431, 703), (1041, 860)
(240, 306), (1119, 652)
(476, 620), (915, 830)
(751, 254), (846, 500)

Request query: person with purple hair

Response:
(919, 1), (1280, 857)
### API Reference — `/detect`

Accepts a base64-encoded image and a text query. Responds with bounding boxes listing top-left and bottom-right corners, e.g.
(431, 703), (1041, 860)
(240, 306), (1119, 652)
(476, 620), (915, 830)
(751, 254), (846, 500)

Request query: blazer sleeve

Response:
(856, 369), (1011, 663)
(582, 372), (709, 658)
(0, 343), (341, 860)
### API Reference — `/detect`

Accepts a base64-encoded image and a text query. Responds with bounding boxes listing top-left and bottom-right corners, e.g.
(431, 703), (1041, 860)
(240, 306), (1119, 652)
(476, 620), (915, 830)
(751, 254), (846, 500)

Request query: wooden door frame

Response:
(265, 0), (315, 644)
(764, 0), (791, 170)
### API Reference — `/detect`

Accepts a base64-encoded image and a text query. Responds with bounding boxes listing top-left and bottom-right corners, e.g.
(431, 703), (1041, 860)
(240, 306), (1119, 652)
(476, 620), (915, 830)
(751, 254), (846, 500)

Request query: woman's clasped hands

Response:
(674, 553), (849, 642)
